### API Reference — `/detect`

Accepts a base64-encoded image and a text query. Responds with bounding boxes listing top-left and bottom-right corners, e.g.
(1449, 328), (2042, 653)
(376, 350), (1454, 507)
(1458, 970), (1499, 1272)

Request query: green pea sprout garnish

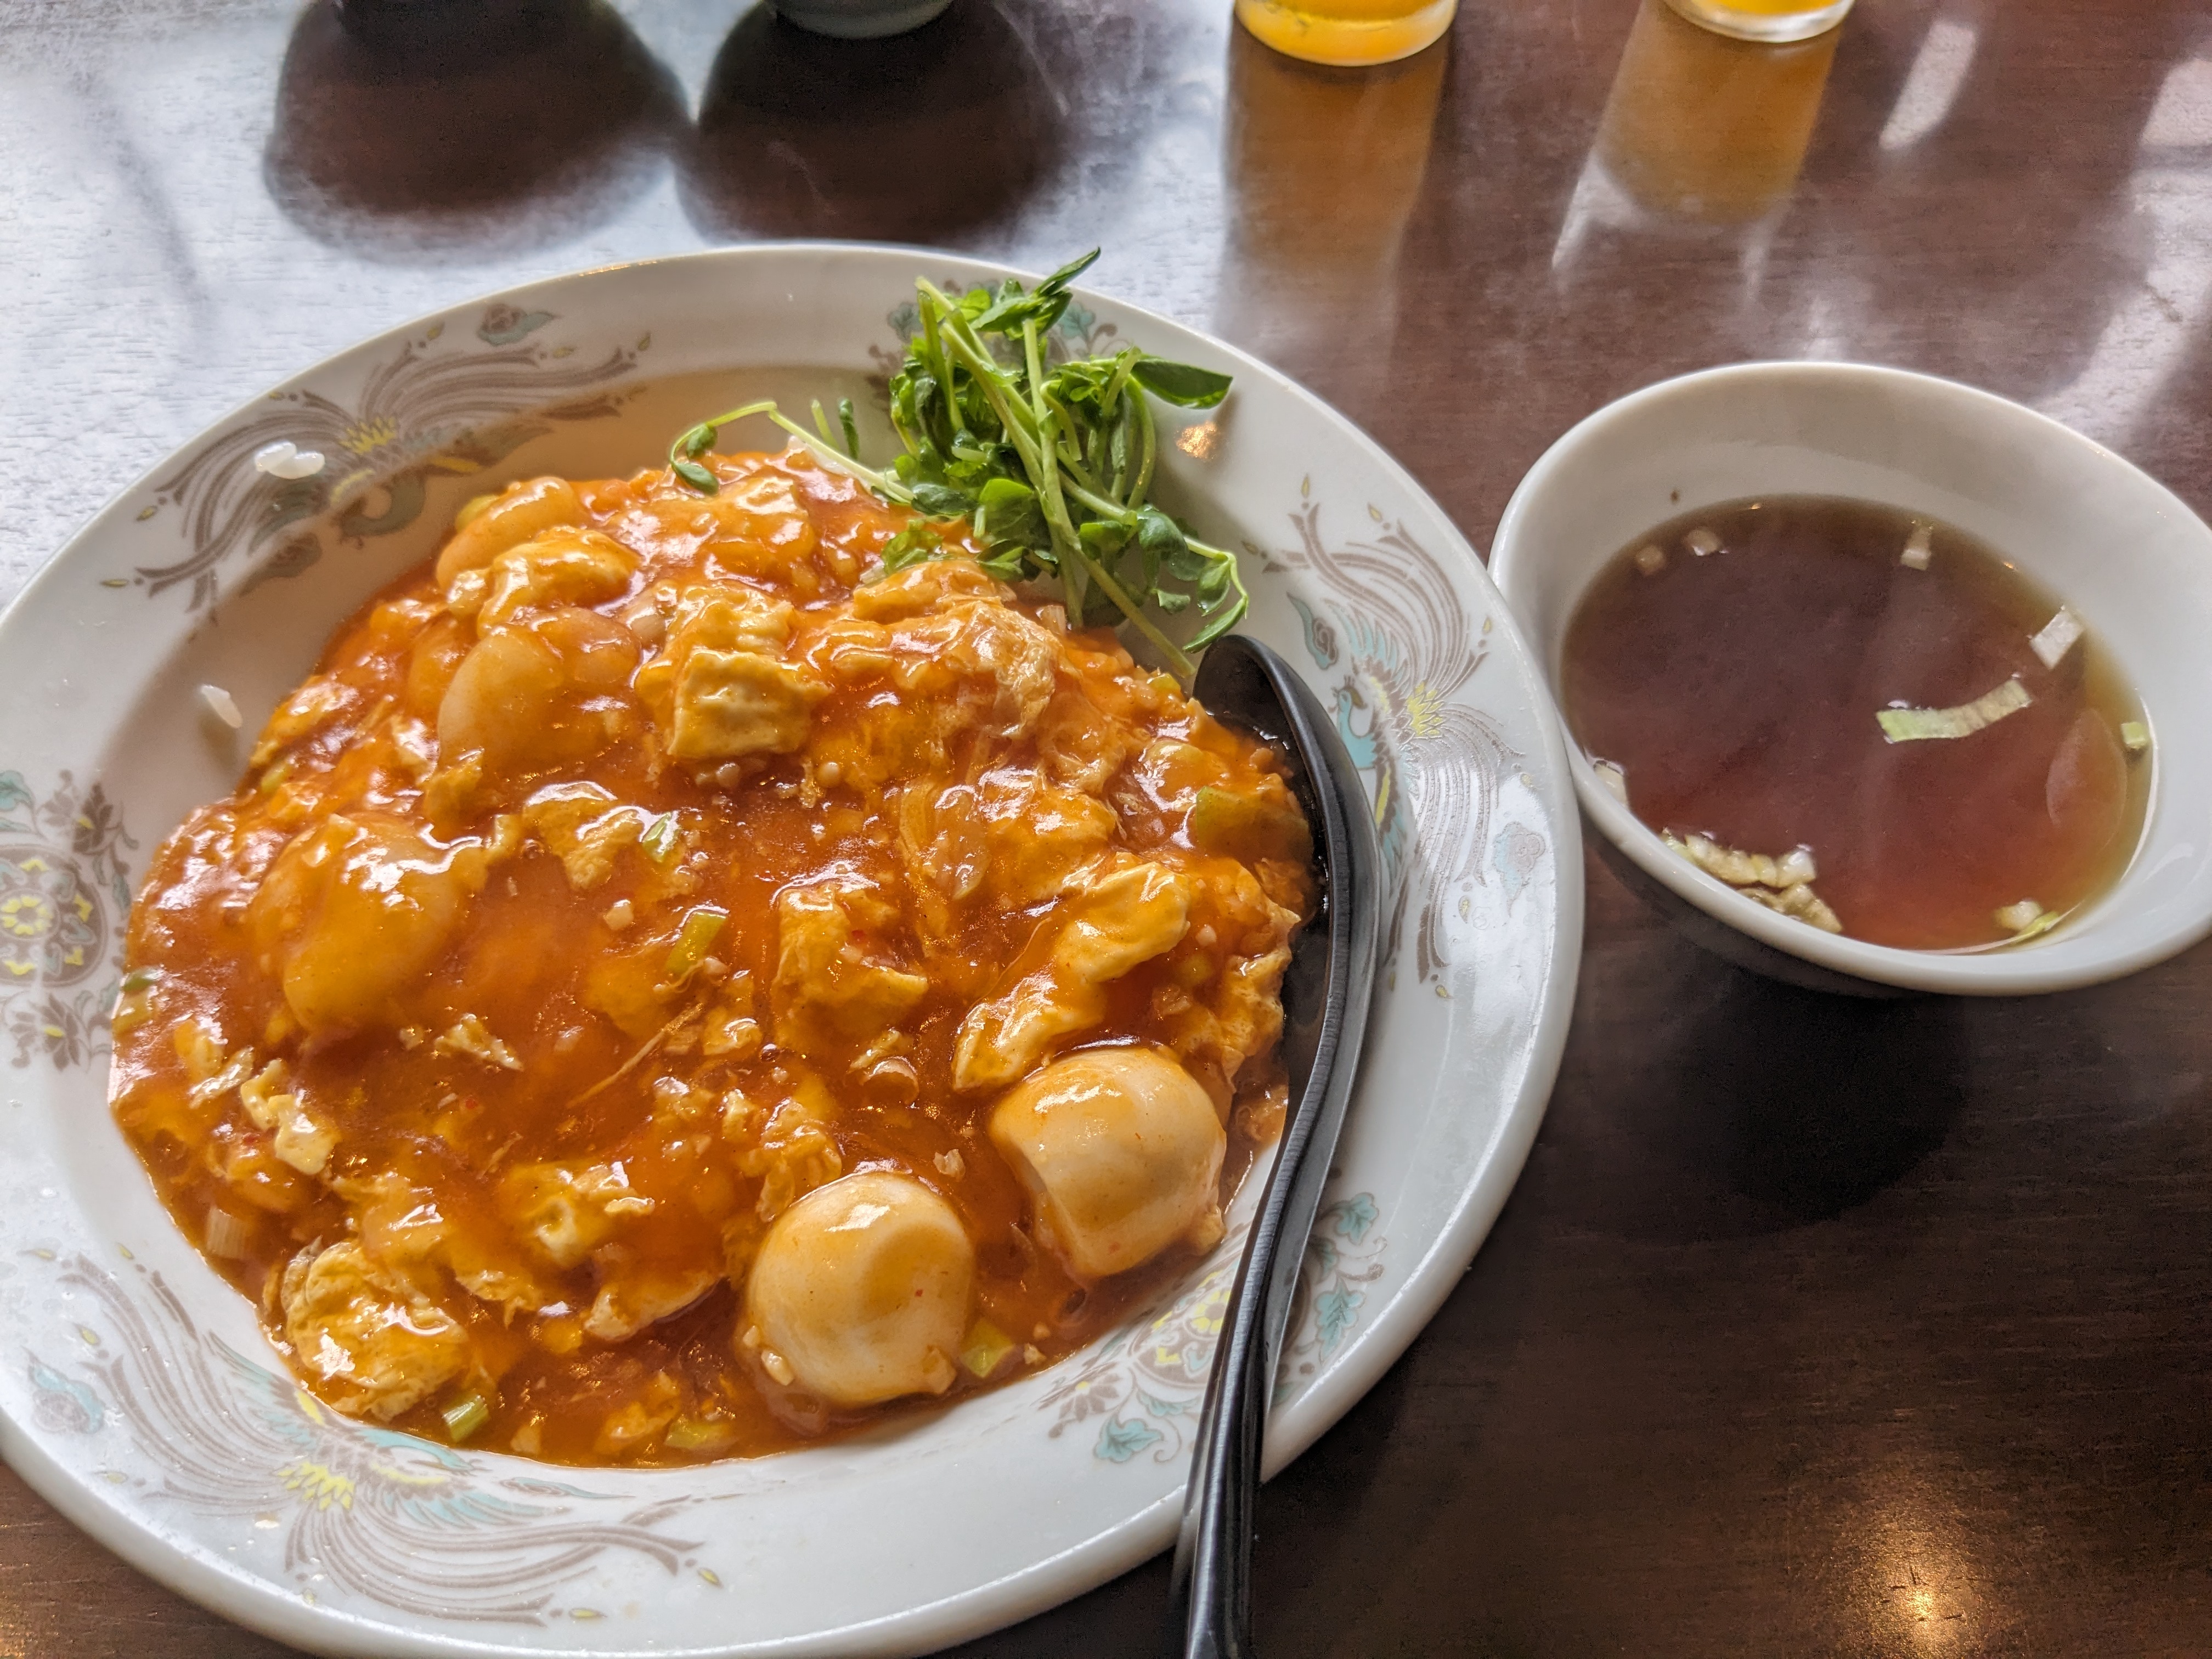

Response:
(664, 251), (1245, 677)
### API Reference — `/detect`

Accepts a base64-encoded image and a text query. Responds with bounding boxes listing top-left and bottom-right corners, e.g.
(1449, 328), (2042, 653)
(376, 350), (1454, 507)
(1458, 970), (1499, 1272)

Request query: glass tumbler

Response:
(1662, 0), (1850, 44)
(1234, 0), (1457, 67)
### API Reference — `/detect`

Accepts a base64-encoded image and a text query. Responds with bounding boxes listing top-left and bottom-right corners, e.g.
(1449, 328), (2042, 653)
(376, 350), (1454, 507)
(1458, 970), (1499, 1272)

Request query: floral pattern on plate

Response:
(25, 1252), (709, 1624)
(121, 307), (644, 612)
(0, 770), (134, 1071)
(1040, 1193), (1389, 1465)
(1267, 496), (1525, 985)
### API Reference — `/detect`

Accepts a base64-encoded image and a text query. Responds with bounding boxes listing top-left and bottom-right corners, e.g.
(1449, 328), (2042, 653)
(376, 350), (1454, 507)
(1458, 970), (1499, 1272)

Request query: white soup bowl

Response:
(1489, 360), (2212, 996)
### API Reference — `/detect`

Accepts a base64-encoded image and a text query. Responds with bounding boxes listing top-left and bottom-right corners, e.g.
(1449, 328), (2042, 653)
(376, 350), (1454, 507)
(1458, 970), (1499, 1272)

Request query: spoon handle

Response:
(1173, 636), (1381, 1659)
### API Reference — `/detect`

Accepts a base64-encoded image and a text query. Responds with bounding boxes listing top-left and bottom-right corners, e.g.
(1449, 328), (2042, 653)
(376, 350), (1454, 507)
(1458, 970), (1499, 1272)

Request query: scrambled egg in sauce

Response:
(108, 448), (1311, 1464)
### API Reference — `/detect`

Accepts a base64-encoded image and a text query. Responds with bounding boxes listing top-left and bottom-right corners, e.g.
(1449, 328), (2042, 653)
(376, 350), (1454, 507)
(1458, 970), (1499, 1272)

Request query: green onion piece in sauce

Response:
(640, 812), (681, 864)
(960, 1318), (1017, 1379)
(442, 1392), (491, 1443)
(663, 1416), (736, 1453)
(664, 906), (729, 980)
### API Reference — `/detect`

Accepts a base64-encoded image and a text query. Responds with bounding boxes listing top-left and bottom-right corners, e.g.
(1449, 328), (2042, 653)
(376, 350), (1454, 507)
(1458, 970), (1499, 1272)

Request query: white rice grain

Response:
(199, 684), (242, 729)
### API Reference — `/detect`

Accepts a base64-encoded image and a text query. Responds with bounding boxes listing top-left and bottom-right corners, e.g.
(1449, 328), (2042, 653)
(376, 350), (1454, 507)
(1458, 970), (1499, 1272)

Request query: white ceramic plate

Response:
(0, 245), (1580, 1657)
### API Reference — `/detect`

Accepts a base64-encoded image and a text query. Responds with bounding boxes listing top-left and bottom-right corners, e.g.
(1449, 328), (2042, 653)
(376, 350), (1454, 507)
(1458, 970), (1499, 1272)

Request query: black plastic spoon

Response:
(1172, 634), (1384, 1659)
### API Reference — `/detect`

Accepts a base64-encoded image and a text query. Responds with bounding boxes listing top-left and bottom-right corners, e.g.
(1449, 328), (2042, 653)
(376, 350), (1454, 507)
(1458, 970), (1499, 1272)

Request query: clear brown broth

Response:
(1561, 495), (2149, 951)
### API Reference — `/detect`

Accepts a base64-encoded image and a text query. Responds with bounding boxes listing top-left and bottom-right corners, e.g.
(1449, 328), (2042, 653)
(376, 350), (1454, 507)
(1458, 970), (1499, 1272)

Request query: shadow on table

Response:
(265, 0), (685, 261)
(679, 0), (1063, 244)
(1555, 921), (1968, 1243)
(1689, 971), (1964, 1222)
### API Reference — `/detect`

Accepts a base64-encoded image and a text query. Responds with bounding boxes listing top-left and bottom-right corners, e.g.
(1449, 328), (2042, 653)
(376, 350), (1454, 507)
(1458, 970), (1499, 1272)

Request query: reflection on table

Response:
(1555, 0), (1837, 287)
(1216, 22), (1446, 396)
(266, 0), (684, 259)
(682, 0), (1062, 244)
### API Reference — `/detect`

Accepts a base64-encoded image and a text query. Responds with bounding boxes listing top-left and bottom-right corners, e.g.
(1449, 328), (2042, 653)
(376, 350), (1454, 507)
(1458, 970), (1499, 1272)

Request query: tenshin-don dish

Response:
(107, 442), (1312, 1464)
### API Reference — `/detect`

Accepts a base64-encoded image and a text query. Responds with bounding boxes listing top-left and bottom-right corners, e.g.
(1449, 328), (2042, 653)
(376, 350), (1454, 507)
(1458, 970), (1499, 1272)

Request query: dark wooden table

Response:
(7, 0), (2212, 1652)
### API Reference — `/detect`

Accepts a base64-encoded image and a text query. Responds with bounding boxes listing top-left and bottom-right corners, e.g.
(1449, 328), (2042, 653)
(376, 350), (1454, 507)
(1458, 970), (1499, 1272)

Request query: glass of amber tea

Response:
(1234, 0), (1455, 67)
(1662, 0), (1850, 45)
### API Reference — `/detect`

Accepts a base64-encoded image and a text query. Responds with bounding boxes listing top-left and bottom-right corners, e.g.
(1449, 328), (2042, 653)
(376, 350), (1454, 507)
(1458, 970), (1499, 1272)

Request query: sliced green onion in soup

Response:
(2029, 606), (2085, 669)
(1877, 677), (2032, 743)
(1994, 900), (2062, 942)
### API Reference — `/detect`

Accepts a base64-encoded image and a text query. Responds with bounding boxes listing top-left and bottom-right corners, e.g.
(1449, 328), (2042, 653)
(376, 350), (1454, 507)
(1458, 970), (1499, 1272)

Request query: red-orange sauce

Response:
(108, 448), (1309, 1464)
